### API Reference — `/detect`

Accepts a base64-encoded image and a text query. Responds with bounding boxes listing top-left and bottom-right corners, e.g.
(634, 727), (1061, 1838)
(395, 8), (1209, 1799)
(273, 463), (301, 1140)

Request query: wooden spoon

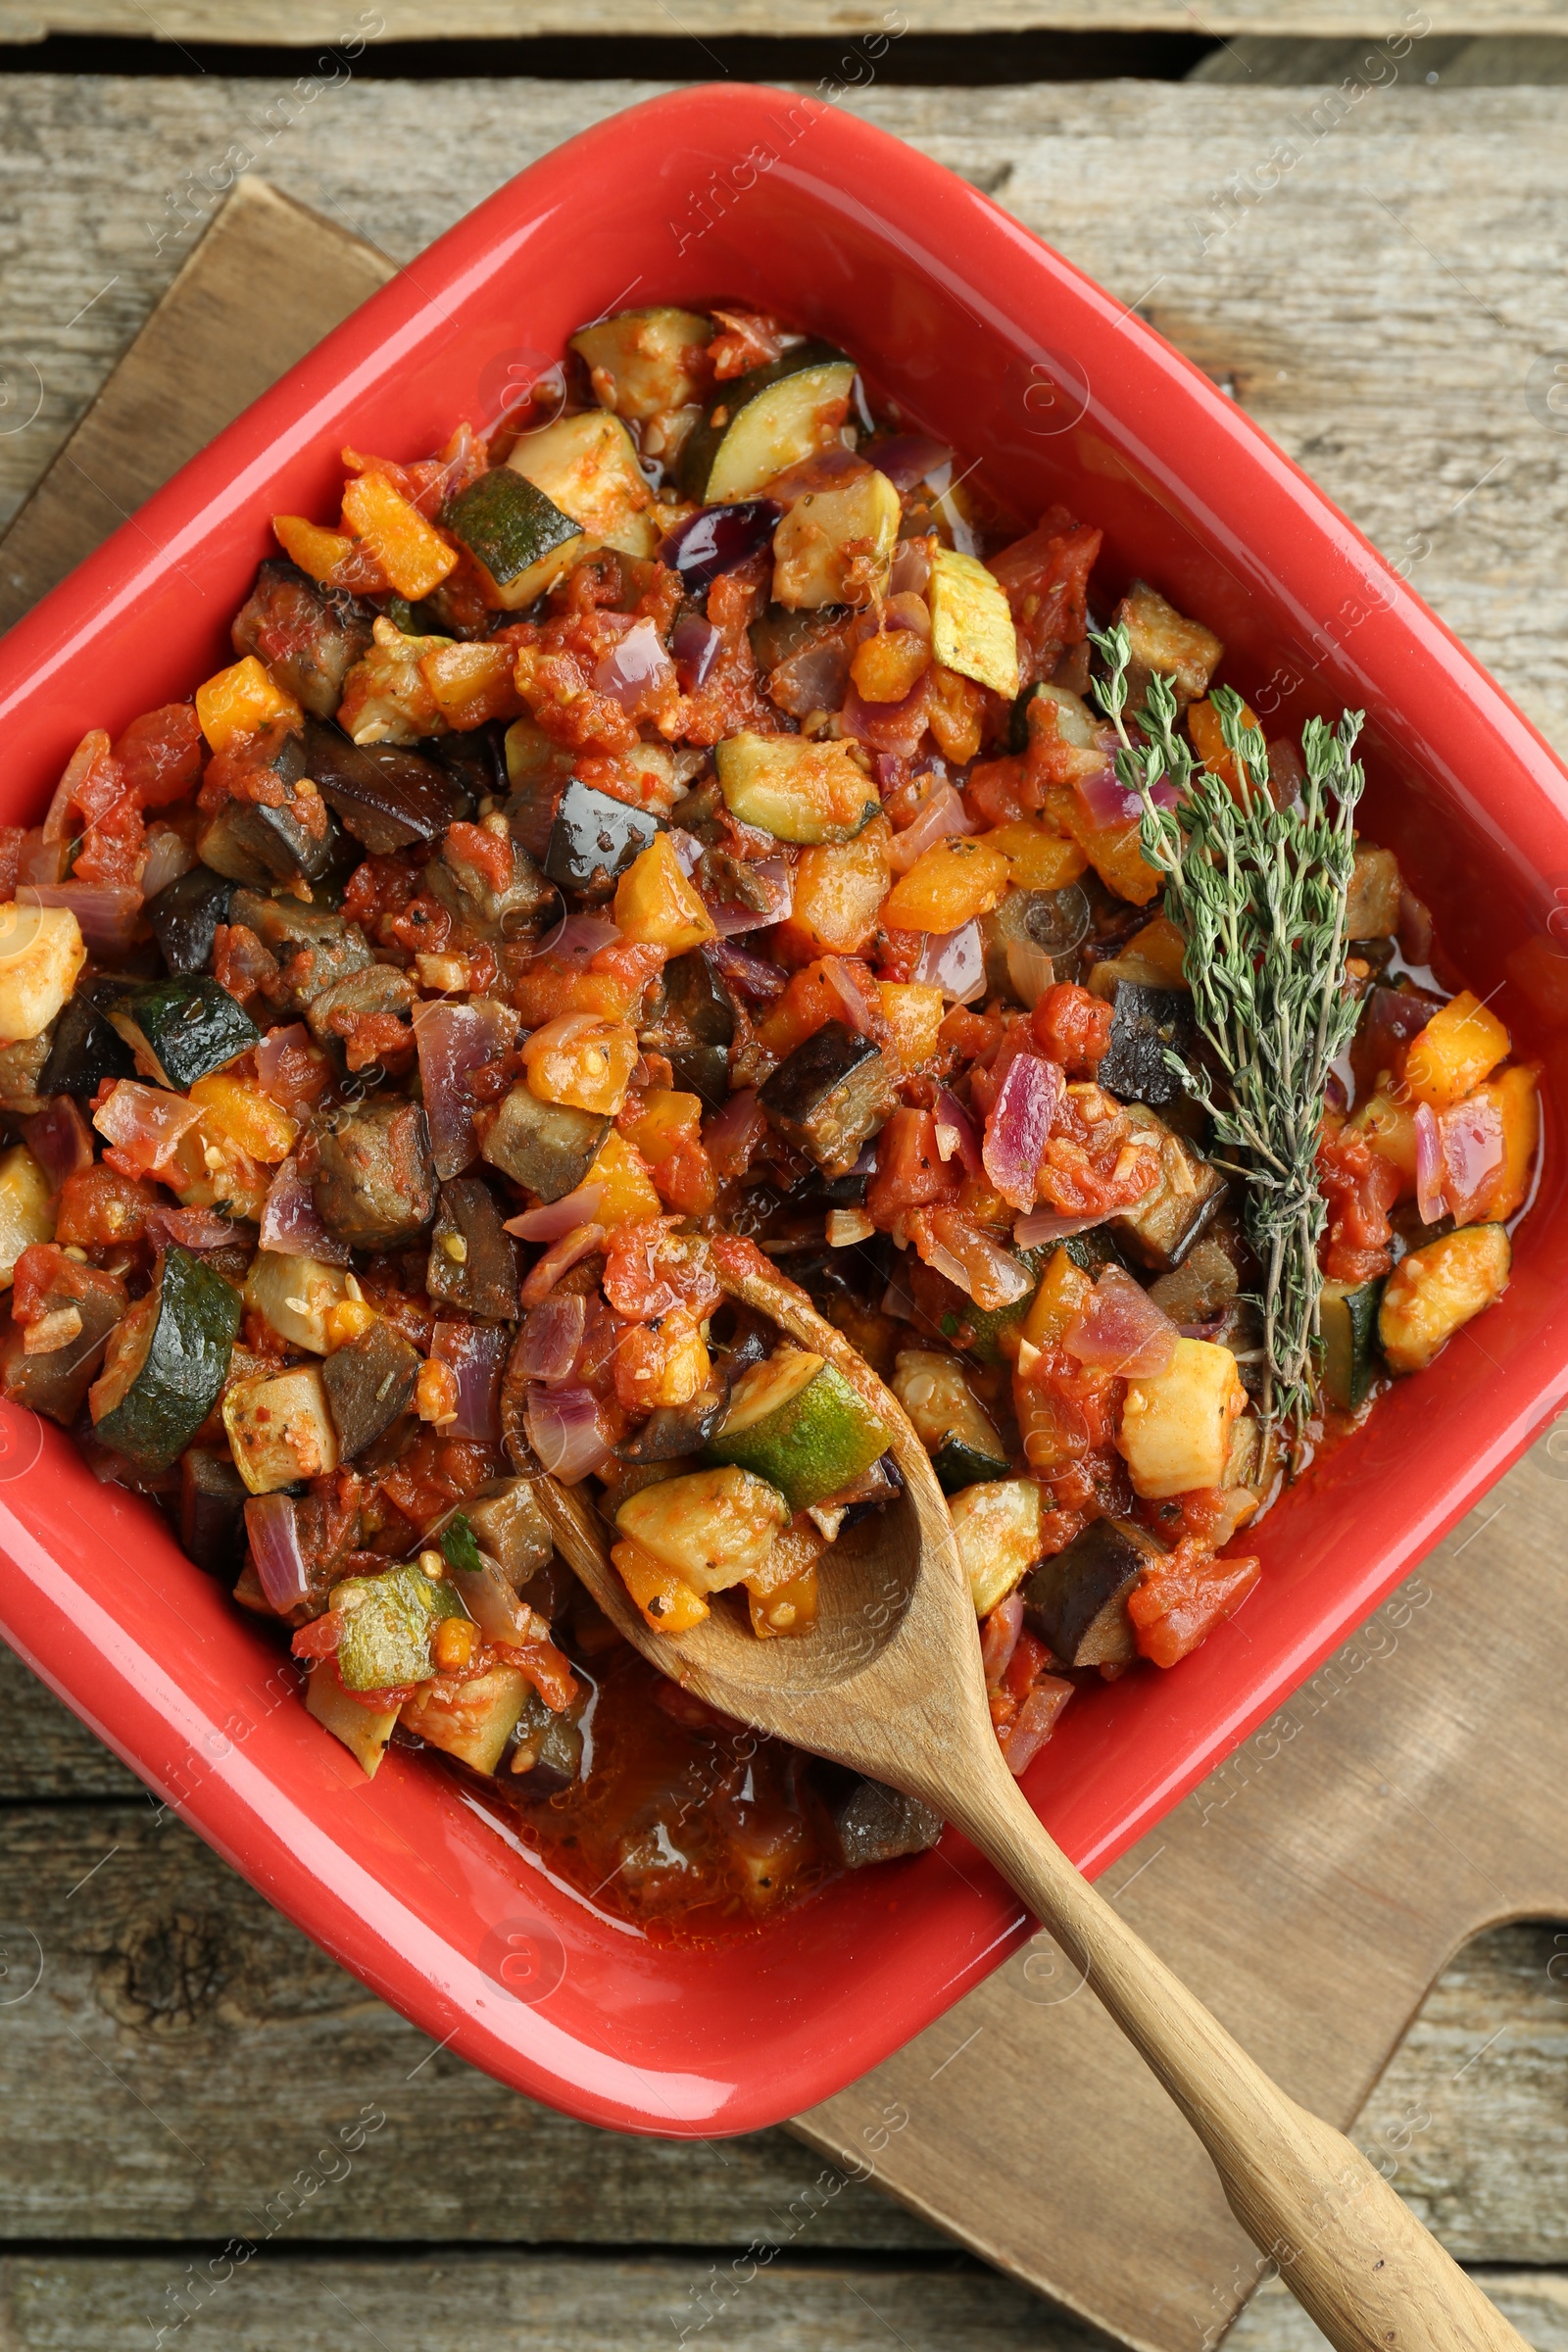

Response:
(506, 1245), (1527, 2352)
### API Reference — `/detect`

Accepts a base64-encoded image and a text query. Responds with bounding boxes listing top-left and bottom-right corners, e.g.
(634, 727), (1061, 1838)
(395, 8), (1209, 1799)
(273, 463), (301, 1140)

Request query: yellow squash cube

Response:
(875, 981), (946, 1072)
(1379, 1225), (1510, 1373)
(188, 1073), (298, 1164)
(929, 546), (1020, 700)
(612, 833), (715, 952)
(980, 823), (1088, 893)
(771, 468), (901, 610)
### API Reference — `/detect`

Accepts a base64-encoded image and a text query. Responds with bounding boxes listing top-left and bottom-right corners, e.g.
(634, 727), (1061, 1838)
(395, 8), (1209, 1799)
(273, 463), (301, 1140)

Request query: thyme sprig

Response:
(1089, 625), (1366, 1440)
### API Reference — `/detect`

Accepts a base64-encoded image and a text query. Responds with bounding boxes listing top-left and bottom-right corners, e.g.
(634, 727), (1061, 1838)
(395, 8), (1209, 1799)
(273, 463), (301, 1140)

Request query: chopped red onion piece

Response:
(980, 1592), (1024, 1689)
(667, 828), (703, 877)
(92, 1080), (202, 1172)
(519, 1221), (608, 1308)
(139, 826), (195, 900)
(1013, 1204), (1109, 1249)
(914, 1210), (1032, 1311)
(888, 783), (976, 876)
(872, 434), (955, 492)
(1074, 765), (1145, 831)
(1005, 936), (1060, 1011)
(983, 1054), (1063, 1214)
(524, 1383), (614, 1482)
(22, 1097), (93, 1193)
(145, 1202), (237, 1250)
(21, 882), (142, 958)
(1414, 1102), (1444, 1225)
(505, 1183), (605, 1244)
(1064, 1264), (1179, 1378)
(671, 612), (722, 692)
(255, 1021), (310, 1095)
(932, 1086), (982, 1177)
(246, 1494), (311, 1614)
(913, 919), (986, 1004)
(1004, 1677), (1073, 1777)
(516, 1294), (587, 1385)
(888, 538), (931, 598)
(413, 996), (518, 1180)
(820, 956), (878, 1038)
(593, 616), (675, 713)
(707, 940), (788, 1001)
(447, 1554), (549, 1647)
(703, 1087), (767, 1179)
(16, 828), (68, 886)
(552, 912), (621, 963)
(259, 1154), (353, 1265)
(1438, 1097), (1506, 1224)
(432, 1321), (509, 1443)
(706, 857), (793, 938)
(766, 633), (852, 720)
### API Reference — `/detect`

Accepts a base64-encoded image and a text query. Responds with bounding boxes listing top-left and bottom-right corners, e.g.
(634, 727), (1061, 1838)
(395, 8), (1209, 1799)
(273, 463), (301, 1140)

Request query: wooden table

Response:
(0, 63), (1566, 2352)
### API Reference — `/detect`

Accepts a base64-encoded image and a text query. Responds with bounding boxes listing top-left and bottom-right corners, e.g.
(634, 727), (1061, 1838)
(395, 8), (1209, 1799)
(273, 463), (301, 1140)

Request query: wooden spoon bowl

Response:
(505, 1240), (1528, 2352)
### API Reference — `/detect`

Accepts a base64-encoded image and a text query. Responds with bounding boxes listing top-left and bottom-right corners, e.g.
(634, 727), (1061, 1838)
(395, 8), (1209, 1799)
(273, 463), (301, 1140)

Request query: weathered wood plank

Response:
(1192, 28), (1568, 72)
(0, 2252), (1561, 2351)
(1, 75), (1565, 751)
(0, 1785), (1561, 2254)
(0, 1638), (145, 1795)
(0, 1), (1563, 39)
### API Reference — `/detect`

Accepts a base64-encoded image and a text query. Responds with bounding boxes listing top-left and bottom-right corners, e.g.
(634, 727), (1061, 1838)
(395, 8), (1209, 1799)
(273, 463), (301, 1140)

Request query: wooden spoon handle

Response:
(953, 1761), (1528, 2352)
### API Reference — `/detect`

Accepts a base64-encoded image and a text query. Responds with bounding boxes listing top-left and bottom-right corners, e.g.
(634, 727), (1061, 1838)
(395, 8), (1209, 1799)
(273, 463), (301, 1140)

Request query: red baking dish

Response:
(2, 84), (1566, 2139)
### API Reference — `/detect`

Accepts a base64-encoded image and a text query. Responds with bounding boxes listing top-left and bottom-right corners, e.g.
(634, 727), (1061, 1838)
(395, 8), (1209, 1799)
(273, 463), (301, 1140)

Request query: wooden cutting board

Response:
(5, 173), (1565, 2352)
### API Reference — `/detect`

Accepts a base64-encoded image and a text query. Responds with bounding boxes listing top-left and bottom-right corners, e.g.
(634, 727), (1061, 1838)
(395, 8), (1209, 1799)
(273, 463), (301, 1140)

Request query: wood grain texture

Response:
(1, 75), (1565, 755)
(0, 0), (1564, 37)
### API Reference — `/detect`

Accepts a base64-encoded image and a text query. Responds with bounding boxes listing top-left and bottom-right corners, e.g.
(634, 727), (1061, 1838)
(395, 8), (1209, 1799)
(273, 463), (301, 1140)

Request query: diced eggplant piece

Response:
(100, 976), (259, 1091)
(37, 986), (137, 1101)
(829, 1777), (944, 1871)
(982, 883), (1092, 1001)
(1115, 580), (1223, 708)
(179, 1446), (250, 1577)
(429, 725), (504, 805)
(1097, 982), (1198, 1110)
(231, 558), (375, 721)
(0, 1032), (54, 1117)
(427, 1177), (519, 1321)
(543, 778), (660, 900)
(613, 1377), (732, 1465)
(1109, 1104), (1227, 1273)
(304, 1097), (436, 1251)
(637, 950), (734, 1106)
(1147, 1234), (1242, 1325)
(422, 827), (558, 941)
(481, 1083), (610, 1202)
(0, 1261), (125, 1425)
(303, 717), (467, 854)
(198, 793), (335, 889)
(1021, 1518), (1157, 1668)
(759, 1020), (896, 1179)
(304, 962), (418, 1058)
(405, 1660), (532, 1775)
(463, 1477), (557, 1590)
(228, 890), (373, 1013)
(146, 865), (235, 979)
(321, 1315), (422, 1459)
(1345, 845), (1402, 940)
(506, 1683), (585, 1795)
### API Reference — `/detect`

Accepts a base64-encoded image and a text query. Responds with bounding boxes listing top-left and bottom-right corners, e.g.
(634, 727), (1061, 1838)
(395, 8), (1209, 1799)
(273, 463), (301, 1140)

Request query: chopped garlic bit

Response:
(24, 1304), (83, 1355)
(826, 1208), (875, 1248)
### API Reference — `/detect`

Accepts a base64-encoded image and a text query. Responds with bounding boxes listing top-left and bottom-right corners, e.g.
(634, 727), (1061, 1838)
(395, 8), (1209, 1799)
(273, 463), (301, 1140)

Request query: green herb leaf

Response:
(1090, 625), (1366, 1442)
(440, 1513), (483, 1578)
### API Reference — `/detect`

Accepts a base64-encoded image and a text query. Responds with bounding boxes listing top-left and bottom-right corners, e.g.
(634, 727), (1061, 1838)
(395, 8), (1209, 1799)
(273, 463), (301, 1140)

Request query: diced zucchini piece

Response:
(1109, 1105), (1227, 1273)
(891, 1348), (1008, 1493)
(0, 1144), (55, 1288)
(89, 1246), (241, 1472)
(771, 468), (901, 611)
(758, 1022), (896, 1180)
(243, 1251), (352, 1355)
(1116, 580), (1223, 705)
(223, 1362), (339, 1494)
(443, 466), (580, 606)
(714, 732), (880, 847)
(1378, 1224), (1510, 1374)
(614, 1465), (789, 1592)
(0, 903), (85, 1041)
(1021, 1517), (1156, 1667)
(679, 342), (857, 503)
(331, 1559), (467, 1691)
(101, 976), (260, 1091)
(403, 1660), (531, 1774)
(305, 1661), (401, 1778)
(1118, 1336), (1246, 1499)
(929, 547), (1020, 699)
(321, 1317), (421, 1458)
(706, 1345), (894, 1511)
(950, 1478), (1044, 1616)
(569, 306), (713, 421)
(1319, 1278), (1383, 1411)
(506, 408), (658, 577)
(38, 985), (137, 1099)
